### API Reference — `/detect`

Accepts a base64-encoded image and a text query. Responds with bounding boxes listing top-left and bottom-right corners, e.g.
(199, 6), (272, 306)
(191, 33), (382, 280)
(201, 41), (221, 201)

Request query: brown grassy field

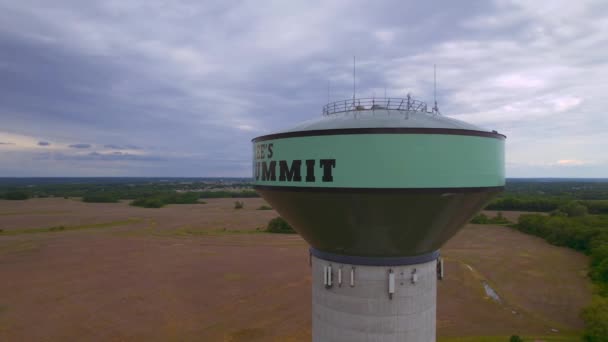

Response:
(0, 198), (591, 341)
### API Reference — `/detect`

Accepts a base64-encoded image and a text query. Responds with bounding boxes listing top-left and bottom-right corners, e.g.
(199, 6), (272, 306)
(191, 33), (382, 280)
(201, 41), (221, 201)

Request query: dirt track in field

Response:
(0, 198), (592, 341)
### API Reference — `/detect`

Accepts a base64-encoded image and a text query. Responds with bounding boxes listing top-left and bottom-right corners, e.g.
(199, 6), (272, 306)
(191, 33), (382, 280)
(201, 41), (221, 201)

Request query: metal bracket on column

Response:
(309, 250), (312, 267)
(388, 269), (395, 299)
(324, 265), (333, 289)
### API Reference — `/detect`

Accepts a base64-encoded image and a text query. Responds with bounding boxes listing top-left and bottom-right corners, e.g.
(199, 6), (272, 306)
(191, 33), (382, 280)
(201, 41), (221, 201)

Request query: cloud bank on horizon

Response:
(0, 0), (606, 177)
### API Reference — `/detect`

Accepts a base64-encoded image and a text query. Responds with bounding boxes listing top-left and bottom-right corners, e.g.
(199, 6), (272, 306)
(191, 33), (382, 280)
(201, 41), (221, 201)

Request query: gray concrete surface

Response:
(312, 255), (437, 342)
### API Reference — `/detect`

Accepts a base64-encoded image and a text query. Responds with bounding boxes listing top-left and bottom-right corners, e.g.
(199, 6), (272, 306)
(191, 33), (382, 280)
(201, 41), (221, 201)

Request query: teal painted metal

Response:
(253, 134), (504, 189)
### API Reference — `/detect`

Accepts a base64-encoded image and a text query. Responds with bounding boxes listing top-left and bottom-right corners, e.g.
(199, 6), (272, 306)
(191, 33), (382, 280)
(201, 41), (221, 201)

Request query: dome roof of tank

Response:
(273, 109), (489, 134)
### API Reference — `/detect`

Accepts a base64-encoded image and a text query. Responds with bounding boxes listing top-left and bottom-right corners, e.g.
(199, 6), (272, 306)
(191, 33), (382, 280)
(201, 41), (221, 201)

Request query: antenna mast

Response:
(353, 56), (356, 103)
(433, 64), (439, 114)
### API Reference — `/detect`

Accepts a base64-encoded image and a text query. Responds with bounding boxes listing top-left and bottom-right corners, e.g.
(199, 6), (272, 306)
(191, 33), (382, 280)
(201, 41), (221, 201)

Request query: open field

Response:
(0, 198), (592, 341)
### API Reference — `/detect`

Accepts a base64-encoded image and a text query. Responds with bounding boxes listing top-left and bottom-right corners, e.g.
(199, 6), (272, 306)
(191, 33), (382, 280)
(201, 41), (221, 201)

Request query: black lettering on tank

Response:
(262, 161), (276, 181)
(319, 159), (336, 182)
(279, 160), (302, 182)
(305, 159), (316, 182)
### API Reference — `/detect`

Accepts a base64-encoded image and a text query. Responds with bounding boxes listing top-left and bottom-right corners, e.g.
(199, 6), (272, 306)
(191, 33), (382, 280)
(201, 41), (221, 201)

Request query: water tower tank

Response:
(252, 97), (505, 341)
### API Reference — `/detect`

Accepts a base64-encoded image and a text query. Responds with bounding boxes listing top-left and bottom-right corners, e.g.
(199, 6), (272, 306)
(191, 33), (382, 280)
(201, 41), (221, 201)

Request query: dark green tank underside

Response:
(256, 187), (501, 257)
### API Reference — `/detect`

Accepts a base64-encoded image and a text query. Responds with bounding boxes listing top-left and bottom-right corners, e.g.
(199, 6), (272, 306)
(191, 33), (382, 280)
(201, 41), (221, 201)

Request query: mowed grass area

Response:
(0, 198), (592, 341)
(0, 218), (143, 235)
(439, 336), (580, 342)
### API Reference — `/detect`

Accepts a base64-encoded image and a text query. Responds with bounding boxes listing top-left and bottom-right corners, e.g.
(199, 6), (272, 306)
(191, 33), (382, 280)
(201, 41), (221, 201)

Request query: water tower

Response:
(252, 96), (505, 341)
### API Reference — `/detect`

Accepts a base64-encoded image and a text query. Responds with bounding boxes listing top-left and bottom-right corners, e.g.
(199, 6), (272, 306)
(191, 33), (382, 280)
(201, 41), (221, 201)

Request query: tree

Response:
(592, 259), (608, 284)
(582, 298), (608, 342)
(559, 202), (588, 217)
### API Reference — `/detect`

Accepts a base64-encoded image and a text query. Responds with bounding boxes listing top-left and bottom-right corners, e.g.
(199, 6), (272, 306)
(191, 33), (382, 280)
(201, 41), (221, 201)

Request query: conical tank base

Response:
(312, 252), (437, 342)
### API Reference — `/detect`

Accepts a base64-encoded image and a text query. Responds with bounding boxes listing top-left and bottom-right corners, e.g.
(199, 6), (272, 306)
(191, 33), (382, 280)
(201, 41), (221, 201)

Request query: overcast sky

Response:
(0, 0), (607, 177)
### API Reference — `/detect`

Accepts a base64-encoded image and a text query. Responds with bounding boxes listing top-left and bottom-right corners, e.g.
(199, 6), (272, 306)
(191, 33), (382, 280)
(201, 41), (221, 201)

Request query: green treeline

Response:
(130, 192), (203, 208)
(2, 190), (31, 200)
(516, 209), (608, 340)
(485, 179), (608, 214)
(80, 190), (259, 204)
(487, 196), (608, 214)
(503, 179), (608, 199)
(0, 180), (259, 207)
(82, 192), (120, 203)
(198, 190), (258, 198)
(470, 212), (510, 225)
(0, 180), (259, 200)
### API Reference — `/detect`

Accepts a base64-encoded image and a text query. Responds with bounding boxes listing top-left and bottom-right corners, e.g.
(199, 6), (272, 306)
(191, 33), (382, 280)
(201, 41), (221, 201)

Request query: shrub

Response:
(486, 196), (563, 212)
(266, 217), (296, 234)
(4, 191), (30, 200)
(550, 209), (568, 217)
(470, 212), (510, 225)
(491, 212), (511, 224)
(509, 336), (523, 342)
(471, 213), (489, 224)
(257, 205), (272, 210)
(234, 201), (244, 209)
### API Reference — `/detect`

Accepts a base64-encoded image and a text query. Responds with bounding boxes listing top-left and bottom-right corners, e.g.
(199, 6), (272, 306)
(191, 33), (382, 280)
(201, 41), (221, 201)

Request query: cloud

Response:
(103, 144), (141, 150)
(493, 74), (545, 89)
(0, 142), (15, 145)
(236, 124), (256, 132)
(68, 143), (91, 149)
(83, 151), (162, 161)
(31, 150), (164, 162)
(0, 0), (606, 177)
(556, 159), (588, 166)
(38, 141), (50, 146)
(553, 96), (582, 112)
(374, 30), (396, 44)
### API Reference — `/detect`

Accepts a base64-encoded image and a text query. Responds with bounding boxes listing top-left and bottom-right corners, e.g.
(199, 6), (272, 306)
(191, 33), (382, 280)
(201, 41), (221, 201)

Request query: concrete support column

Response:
(311, 252), (437, 342)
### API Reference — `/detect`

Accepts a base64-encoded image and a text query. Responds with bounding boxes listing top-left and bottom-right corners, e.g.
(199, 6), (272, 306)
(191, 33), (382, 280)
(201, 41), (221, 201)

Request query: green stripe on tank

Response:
(252, 134), (505, 188)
